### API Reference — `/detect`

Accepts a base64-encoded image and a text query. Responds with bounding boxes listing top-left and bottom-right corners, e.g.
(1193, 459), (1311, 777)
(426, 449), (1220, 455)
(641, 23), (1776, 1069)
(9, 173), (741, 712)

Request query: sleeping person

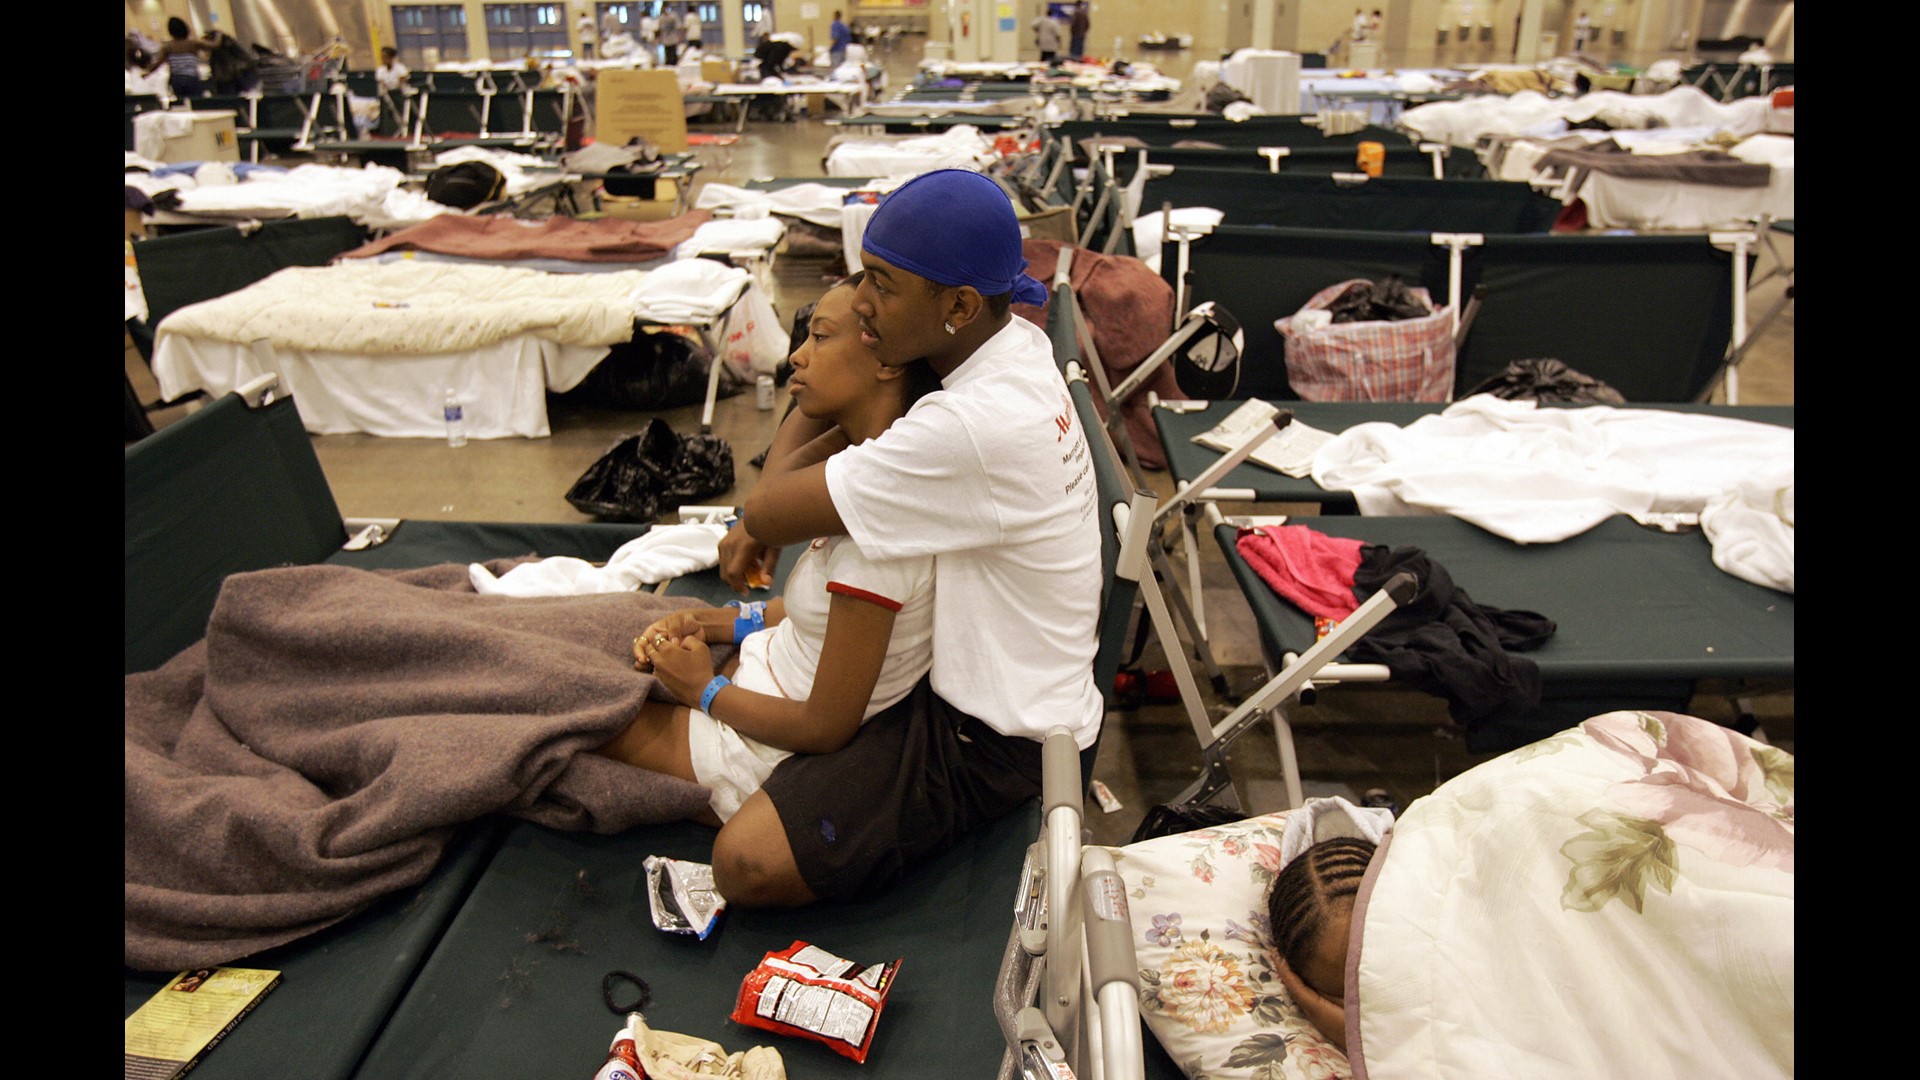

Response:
(1266, 835), (1375, 1052)
(594, 274), (942, 826)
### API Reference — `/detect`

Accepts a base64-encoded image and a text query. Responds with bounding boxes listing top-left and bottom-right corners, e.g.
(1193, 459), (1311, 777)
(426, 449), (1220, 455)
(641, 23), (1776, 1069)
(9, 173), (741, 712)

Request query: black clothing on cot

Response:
(1348, 544), (1557, 738)
(755, 39), (797, 80)
(762, 675), (1048, 901)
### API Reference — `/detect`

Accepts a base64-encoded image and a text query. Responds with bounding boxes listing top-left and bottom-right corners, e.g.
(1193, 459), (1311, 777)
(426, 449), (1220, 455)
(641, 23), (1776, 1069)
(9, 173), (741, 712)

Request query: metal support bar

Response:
(1430, 232), (1485, 338)
(1258, 145), (1289, 173)
(1710, 229), (1757, 405)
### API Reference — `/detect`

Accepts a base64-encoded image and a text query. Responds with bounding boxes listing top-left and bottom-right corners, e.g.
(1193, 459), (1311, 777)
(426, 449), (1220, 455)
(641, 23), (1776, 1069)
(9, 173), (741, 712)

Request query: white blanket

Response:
(469, 524), (729, 595)
(157, 260), (648, 354)
(1401, 86), (1774, 149)
(1310, 395), (1795, 545)
(694, 182), (862, 229)
(1699, 462), (1794, 594)
(140, 162), (451, 232)
(826, 125), (994, 177)
(1353, 711), (1792, 1079)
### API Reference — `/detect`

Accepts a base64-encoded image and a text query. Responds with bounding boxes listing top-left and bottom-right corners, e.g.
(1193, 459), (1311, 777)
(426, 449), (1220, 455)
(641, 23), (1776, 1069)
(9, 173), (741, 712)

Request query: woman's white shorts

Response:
(685, 630), (793, 822)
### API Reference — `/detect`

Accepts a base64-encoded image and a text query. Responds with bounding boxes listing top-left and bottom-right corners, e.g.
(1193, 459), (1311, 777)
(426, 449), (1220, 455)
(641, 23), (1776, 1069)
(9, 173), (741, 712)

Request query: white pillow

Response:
(1109, 811), (1353, 1080)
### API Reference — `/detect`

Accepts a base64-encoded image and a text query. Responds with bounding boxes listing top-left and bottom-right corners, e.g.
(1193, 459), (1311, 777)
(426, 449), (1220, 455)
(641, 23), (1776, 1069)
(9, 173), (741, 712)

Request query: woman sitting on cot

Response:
(595, 273), (941, 826)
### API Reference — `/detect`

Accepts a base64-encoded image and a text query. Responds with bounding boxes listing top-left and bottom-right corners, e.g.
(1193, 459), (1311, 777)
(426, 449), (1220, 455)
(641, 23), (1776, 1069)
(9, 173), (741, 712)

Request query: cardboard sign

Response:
(595, 68), (689, 153)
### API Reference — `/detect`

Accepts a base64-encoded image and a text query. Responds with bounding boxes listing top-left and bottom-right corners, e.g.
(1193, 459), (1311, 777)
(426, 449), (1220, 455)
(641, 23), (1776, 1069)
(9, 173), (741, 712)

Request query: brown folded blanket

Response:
(1536, 139), (1772, 187)
(125, 560), (717, 972)
(340, 210), (715, 264)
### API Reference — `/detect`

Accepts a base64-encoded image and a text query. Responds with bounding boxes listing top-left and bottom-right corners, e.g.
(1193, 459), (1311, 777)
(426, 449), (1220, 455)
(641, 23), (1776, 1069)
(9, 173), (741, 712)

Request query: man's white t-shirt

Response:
(375, 61), (409, 92)
(825, 315), (1105, 748)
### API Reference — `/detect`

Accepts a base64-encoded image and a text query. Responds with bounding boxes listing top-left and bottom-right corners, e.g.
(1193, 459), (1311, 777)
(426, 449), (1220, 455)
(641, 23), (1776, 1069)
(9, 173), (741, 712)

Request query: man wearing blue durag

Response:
(713, 169), (1104, 907)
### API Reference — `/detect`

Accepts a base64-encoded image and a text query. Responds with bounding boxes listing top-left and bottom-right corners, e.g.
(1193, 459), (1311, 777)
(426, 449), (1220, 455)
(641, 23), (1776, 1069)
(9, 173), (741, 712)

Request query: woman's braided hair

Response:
(1265, 836), (1376, 973)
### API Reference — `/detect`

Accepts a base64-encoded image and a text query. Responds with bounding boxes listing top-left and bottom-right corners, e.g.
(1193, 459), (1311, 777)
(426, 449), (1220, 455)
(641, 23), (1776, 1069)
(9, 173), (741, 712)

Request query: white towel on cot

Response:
(1278, 795), (1396, 871)
(1699, 462), (1794, 595)
(468, 523), (728, 596)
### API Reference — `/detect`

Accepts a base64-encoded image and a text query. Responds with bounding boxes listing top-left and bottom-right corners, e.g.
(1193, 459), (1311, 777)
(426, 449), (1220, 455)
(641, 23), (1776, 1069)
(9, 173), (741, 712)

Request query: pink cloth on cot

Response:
(1235, 524), (1367, 620)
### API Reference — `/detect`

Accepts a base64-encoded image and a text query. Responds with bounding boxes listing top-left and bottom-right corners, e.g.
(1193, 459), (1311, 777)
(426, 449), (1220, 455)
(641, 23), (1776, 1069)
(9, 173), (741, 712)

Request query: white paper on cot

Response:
(1191, 399), (1336, 477)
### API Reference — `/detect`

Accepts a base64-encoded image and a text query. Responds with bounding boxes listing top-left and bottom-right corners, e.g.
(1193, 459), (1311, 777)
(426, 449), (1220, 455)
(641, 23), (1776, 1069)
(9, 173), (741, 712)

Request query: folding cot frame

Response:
(129, 214), (762, 440)
(1042, 256), (1423, 817)
(1066, 137), (1459, 256)
(986, 344), (1415, 1080)
(1682, 60), (1793, 104)
(1135, 166), (1565, 236)
(1142, 396), (1795, 657)
(304, 71), (581, 162)
(1047, 248), (1793, 811)
(1156, 222), (1771, 404)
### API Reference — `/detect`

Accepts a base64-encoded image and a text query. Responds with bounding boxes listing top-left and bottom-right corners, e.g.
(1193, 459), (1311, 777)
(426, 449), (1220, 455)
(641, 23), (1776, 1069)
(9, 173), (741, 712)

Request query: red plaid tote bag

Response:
(1277, 279), (1455, 401)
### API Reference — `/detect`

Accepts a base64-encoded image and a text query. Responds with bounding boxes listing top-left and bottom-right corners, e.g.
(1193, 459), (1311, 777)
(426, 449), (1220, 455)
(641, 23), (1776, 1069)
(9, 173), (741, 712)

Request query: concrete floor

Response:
(127, 36), (1794, 847)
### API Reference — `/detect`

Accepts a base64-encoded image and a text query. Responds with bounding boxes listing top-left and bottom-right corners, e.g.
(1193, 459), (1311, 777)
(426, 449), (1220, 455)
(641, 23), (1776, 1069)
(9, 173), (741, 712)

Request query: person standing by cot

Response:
(1033, 7), (1063, 63)
(685, 6), (704, 54)
(829, 10), (853, 69)
(576, 8), (596, 57)
(145, 17), (211, 100)
(712, 169), (1105, 909)
(1068, 2), (1090, 59)
(658, 4), (684, 66)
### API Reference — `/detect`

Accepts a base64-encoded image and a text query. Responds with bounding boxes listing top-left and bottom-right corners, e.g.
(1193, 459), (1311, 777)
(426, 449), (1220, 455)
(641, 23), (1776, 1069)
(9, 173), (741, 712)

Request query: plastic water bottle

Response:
(443, 389), (467, 447)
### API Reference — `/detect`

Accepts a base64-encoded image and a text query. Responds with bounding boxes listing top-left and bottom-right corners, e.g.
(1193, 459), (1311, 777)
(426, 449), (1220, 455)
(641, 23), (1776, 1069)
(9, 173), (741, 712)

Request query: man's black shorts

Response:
(760, 675), (1046, 901)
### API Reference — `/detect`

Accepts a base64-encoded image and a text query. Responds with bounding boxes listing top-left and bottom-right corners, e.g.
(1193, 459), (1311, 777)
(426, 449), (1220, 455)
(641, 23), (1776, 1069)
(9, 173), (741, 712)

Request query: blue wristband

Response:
(699, 675), (731, 715)
(727, 600), (767, 643)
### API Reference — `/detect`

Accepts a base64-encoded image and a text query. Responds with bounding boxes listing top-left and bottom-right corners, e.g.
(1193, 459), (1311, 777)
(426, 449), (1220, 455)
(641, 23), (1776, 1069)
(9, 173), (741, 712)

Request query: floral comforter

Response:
(1112, 710), (1793, 1080)
(1350, 711), (1794, 1079)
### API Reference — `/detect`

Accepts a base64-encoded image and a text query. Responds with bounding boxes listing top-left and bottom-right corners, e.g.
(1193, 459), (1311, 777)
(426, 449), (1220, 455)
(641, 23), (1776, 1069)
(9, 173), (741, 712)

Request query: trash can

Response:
(154, 110), (241, 164)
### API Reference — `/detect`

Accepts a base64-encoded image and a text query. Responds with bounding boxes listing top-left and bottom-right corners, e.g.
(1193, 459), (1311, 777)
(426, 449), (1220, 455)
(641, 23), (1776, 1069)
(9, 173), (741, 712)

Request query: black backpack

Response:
(425, 161), (507, 209)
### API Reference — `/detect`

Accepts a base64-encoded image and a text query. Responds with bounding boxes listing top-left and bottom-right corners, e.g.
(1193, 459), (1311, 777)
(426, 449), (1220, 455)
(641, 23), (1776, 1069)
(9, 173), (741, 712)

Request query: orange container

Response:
(1356, 141), (1385, 178)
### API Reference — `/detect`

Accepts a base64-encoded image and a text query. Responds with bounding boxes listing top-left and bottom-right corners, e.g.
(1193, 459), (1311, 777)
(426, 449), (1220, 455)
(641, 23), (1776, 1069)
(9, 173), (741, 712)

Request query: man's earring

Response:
(943, 322), (956, 335)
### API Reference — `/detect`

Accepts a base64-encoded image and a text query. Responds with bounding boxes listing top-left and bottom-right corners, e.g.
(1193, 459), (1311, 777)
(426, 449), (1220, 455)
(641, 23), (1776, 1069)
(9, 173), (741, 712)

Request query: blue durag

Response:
(861, 169), (1050, 307)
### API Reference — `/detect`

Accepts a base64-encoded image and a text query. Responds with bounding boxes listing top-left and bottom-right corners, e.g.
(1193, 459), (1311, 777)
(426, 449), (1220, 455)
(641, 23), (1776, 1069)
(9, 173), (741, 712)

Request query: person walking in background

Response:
(576, 8), (596, 58)
(1573, 11), (1593, 53)
(1032, 6), (1062, 63)
(685, 5), (704, 53)
(658, 4), (684, 66)
(1068, 2), (1089, 60)
(829, 10), (853, 69)
(145, 17), (211, 100)
(639, 7), (659, 54)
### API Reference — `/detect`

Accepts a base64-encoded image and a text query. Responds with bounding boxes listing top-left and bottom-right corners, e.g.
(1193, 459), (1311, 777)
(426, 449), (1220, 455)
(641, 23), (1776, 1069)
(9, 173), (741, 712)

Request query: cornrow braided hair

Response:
(1265, 836), (1377, 974)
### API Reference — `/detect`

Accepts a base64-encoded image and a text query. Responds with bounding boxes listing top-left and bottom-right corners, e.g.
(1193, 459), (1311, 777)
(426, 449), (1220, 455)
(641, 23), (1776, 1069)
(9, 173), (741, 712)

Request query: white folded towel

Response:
(1278, 795), (1396, 870)
(468, 522), (729, 596)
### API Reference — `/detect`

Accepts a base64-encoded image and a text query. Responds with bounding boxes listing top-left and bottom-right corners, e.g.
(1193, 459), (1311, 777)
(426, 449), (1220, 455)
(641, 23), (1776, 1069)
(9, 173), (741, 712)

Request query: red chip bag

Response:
(731, 941), (901, 1064)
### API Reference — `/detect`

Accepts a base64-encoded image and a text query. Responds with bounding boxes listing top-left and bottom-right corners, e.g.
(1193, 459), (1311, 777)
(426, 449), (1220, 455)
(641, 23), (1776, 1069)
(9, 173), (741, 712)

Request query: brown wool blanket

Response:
(340, 210), (714, 264)
(125, 560), (717, 972)
(1535, 139), (1773, 187)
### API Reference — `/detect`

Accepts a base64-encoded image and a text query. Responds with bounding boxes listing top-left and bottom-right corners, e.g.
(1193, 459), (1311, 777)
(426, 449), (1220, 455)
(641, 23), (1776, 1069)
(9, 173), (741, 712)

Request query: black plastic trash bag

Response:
(1326, 275), (1434, 324)
(558, 330), (733, 412)
(1129, 801), (1246, 843)
(424, 161), (506, 209)
(565, 419), (735, 522)
(1463, 358), (1628, 405)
